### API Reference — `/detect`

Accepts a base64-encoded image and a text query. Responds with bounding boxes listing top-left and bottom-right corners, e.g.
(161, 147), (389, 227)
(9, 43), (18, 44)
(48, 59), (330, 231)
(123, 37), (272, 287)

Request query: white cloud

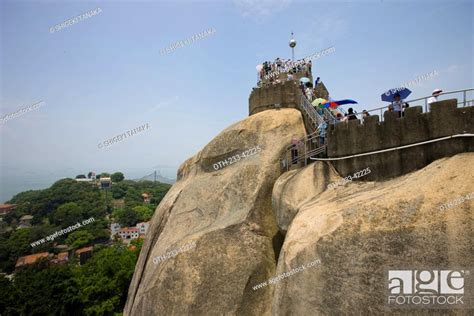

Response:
(447, 64), (460, 74)
(233, 0), (292, 18)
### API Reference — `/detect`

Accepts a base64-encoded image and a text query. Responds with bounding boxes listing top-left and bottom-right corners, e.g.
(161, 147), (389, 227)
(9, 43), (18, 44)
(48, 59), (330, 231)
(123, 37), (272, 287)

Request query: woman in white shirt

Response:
(305, 85), (314, 101)
(427, 89), (442, 109)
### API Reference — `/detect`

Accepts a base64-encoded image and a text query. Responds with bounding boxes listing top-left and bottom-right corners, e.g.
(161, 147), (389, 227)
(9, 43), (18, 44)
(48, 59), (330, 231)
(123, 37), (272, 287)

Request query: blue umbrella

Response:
(381, 87), (412, 102)
(299, 77), (311, 84)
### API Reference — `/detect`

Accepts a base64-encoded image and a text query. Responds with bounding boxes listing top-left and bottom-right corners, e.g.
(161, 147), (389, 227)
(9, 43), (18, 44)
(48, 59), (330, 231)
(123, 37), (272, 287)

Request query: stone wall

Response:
(313, 81), (329, 100)
(249, 81), (330, 116)
(249, 81), (300, 115)
(327, 99), (474, 180)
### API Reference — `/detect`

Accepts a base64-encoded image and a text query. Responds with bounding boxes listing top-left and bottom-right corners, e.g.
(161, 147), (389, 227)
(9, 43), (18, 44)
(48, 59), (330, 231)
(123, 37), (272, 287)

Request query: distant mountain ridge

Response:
(133, 172), (175, 184)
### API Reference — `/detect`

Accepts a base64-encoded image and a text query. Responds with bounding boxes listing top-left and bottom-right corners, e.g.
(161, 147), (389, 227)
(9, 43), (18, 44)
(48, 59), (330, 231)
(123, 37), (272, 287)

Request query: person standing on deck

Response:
(392, 94), (403, 117)
(427, 88), (442, 109)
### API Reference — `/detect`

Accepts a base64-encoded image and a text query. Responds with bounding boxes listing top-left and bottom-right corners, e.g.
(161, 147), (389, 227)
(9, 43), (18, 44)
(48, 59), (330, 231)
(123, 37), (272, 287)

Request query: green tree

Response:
(112, 208), (124, 222)
(74, 244), (140, 315)
(111, 172), (125, 182)
(111, 183), (127, 199)
(125, 187), (142, 204)
(50, 202), (84, 228)
(117, 208), (139, 227)
(1, 242), (143, 316)
(1, 229), (32, 272)
(75, 174), (86, 179)
(133, 205), (153, 222)
(82, 219), (110, 243)
(98, 172), (110, 178)
(130, 238), (143, 249)
(0, 276), (13, 315)
(7, 178), (103, 226)
(2, 262), (81, 315)
(66, 230), (94, 249)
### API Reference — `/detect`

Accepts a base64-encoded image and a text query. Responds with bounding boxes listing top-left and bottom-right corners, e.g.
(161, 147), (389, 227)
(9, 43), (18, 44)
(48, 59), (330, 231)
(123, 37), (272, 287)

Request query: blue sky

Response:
(0, 0), (473, 200)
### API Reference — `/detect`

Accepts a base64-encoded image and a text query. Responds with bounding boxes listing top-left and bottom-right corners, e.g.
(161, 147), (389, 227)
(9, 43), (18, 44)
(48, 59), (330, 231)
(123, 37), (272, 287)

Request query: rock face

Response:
(271, 153), (474, 315)
(125, 103), (473, 315)
(124, 109), (306, 316)
(272, 161), (339, 234)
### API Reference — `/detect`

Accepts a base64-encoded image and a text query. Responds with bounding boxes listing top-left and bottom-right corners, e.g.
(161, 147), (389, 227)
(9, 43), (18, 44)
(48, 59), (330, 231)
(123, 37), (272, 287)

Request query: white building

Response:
(110, 223), (121, 237)
(118, 227), (139, 240)
(75, 178), (94, 182)
(136, 222), (149, 235)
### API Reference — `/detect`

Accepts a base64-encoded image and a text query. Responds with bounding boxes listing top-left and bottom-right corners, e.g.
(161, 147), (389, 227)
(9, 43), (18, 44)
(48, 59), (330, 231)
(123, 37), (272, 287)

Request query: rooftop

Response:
(120, 227), (139, 233)
(15, 252), (50, 267)
(76, 246), (93, 255)
(0, 204), (16, 210)
(57, 252), (69, 260)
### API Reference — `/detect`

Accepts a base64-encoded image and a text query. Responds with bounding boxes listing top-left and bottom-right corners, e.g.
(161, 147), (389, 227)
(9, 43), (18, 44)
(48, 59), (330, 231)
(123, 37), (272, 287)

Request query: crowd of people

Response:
(290, 82), (447, 163)
(307, 88), (444, 125)
(256, 57), (312, 87)
(299, 78), (321, 102)
(255, 60), (446, 153)
(299, 80), (359, 126)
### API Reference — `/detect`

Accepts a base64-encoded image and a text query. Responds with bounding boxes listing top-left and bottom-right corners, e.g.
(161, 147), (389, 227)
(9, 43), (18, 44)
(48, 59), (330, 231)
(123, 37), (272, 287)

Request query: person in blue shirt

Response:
(392, 94), (403, 117)
(318, 121), (328, 146)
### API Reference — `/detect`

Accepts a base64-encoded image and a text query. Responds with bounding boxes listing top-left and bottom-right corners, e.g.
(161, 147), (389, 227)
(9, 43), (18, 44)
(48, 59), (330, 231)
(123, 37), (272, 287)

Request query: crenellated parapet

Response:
(249, 81), (329, 116)
(327, 99), (474, 180)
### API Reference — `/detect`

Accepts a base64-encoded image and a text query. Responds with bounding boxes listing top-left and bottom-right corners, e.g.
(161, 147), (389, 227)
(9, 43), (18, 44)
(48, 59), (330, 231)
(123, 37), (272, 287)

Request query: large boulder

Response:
(124, 108), (306, 316)
(272, 153), (474, 315)
(272, 161), (339, 233)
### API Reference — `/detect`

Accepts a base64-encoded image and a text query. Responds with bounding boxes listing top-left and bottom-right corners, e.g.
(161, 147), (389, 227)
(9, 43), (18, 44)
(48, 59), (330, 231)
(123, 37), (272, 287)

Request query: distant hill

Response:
(133, 172), (175, 184)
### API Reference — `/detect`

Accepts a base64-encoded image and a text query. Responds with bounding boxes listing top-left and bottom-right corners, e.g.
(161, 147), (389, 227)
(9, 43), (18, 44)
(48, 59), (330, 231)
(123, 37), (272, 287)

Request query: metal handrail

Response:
(359, 88), (474, 121)
(281, 94), (329, 170)
(283, 133), (326, 170)
(284, 129), (320, 151)
(298, 94), (326, 128)
(281, 87), (474, 172)
(322, 107), (338, 124)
